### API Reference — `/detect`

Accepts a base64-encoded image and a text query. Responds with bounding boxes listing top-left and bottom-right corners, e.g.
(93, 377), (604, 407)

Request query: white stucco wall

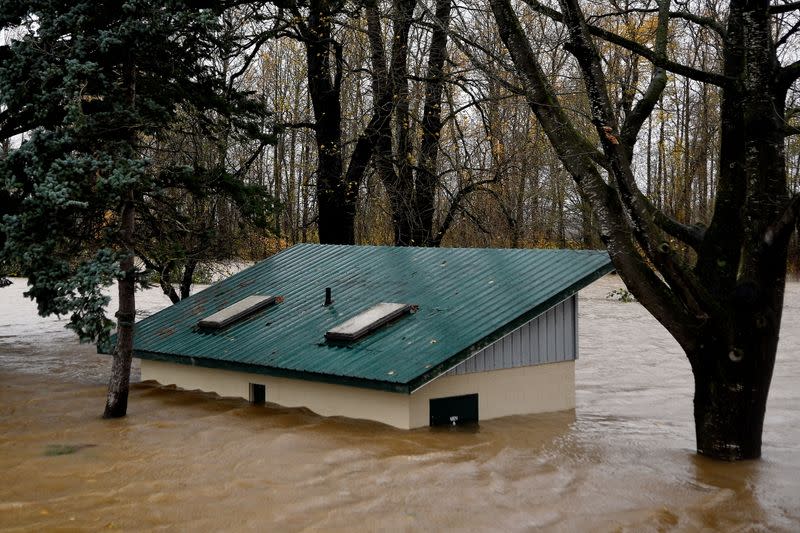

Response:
(141, 359), (575, 430)
(141, 359), (411, 429)
(409, 361), (575, 428)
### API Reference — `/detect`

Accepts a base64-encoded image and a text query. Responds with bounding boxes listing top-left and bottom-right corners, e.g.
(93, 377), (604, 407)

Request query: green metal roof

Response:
(129, 244), (612, 393)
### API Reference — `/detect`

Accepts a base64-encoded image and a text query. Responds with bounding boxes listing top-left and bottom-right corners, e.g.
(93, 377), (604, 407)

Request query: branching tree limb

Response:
(521, 0), (729, 86)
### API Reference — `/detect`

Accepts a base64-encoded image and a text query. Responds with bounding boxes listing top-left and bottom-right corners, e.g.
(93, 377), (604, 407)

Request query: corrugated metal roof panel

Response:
(130, 244), (612, 392)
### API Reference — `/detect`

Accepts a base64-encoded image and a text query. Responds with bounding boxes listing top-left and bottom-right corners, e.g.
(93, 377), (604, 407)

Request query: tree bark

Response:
(104, 192), (135, 418)
(180, 259), (196, 300)
(368, 0), (459, 247)
(414, 0), (451, 246)
(160, 268), (180, 304)
(104, 50), (139, 418)
(367, 0), (417, 246)
(692, 354), (772, 460)
(303, 0), (356, 244)
(690, 290), (781, 461)
(689, 1), (790, 459)
(298, 0), (381, 244)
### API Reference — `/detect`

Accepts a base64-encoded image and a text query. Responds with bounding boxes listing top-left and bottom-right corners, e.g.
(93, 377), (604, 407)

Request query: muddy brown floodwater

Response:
(1, 275), (798, 531)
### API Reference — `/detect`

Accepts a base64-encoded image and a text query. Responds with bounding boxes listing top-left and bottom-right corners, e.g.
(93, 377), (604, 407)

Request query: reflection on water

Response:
(1, 276), (798, 531)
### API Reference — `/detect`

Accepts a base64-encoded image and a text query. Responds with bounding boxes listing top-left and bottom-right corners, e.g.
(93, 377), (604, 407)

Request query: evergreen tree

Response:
(0, 1), (274, 417)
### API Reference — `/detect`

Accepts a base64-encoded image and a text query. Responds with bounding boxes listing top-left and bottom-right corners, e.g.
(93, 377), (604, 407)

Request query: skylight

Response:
(198, 295), (280, 329)
(326, 302), (415, 342)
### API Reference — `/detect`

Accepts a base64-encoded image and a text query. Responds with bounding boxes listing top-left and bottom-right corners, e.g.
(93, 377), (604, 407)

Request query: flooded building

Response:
(128, 244), (612, 429)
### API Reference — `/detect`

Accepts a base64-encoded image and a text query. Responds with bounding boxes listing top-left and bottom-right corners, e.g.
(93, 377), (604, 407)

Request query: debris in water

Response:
(606, 288), (637, 303)
(44, 444), (97, 456)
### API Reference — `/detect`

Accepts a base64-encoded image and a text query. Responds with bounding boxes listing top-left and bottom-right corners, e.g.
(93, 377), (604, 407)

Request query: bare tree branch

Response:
(764, 193), (800, 247)
(770, 1), (800, 14)
(780, 59), (800, 87)
(521, 0), (728, 86)
(556, 0), (713, 321)
(588, 7), (726, 37)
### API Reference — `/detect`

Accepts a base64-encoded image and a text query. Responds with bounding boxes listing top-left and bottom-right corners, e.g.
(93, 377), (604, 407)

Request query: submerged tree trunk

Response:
(692, 364), (771, 460)
(104, 55), (138, 419)
(690, 296), (781, 460)
(687, 0), (791, 460)
(104, 192), (136, 418)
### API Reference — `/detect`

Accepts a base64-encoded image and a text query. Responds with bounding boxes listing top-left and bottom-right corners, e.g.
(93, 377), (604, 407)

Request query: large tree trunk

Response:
(690, 302), (781, 460)
(104, 193), (135, 418)
(180, 259), (196, 300)
(301, 0), (380, 245)
(414, 0), (451, 246)
(304, 0), (356, 245)
(366, 0), (417, 246)
(104, 54), (138, 418)
(489, 0), (800, 460)
(692, 364), (771, 461)
(368, 0), (457, 247)
(688, 1), (790, 459)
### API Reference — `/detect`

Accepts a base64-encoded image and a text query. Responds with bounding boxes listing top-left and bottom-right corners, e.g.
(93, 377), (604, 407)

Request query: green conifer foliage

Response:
(0, 0), (274, 415)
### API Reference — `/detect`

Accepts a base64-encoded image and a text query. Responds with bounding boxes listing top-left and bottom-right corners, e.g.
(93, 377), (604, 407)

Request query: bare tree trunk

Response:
(369, 0), (460, 247)
(179, 259), (196, 300)
(104, 191), (135, 418)
(299, 0), (380, 244)
(367, 0), (417, 246)
(274, 135), (284, 238)
(301, 139), (310, 243)
(104, 55), (138, 419)
(159, 265), (180, 304)
(288, 126), (297, 242)
(415, 0), (451, 246)
(303, 0), (354, 244)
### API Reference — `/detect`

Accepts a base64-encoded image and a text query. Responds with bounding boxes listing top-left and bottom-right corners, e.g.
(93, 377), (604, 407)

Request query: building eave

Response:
(133, 349), (413, 394)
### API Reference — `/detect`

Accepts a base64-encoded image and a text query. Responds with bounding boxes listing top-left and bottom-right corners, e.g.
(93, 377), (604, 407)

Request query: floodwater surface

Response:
(0, 276), (798, 531)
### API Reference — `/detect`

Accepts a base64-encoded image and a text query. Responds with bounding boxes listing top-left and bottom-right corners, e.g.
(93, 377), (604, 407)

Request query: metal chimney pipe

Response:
(324, 287), (332, 306)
